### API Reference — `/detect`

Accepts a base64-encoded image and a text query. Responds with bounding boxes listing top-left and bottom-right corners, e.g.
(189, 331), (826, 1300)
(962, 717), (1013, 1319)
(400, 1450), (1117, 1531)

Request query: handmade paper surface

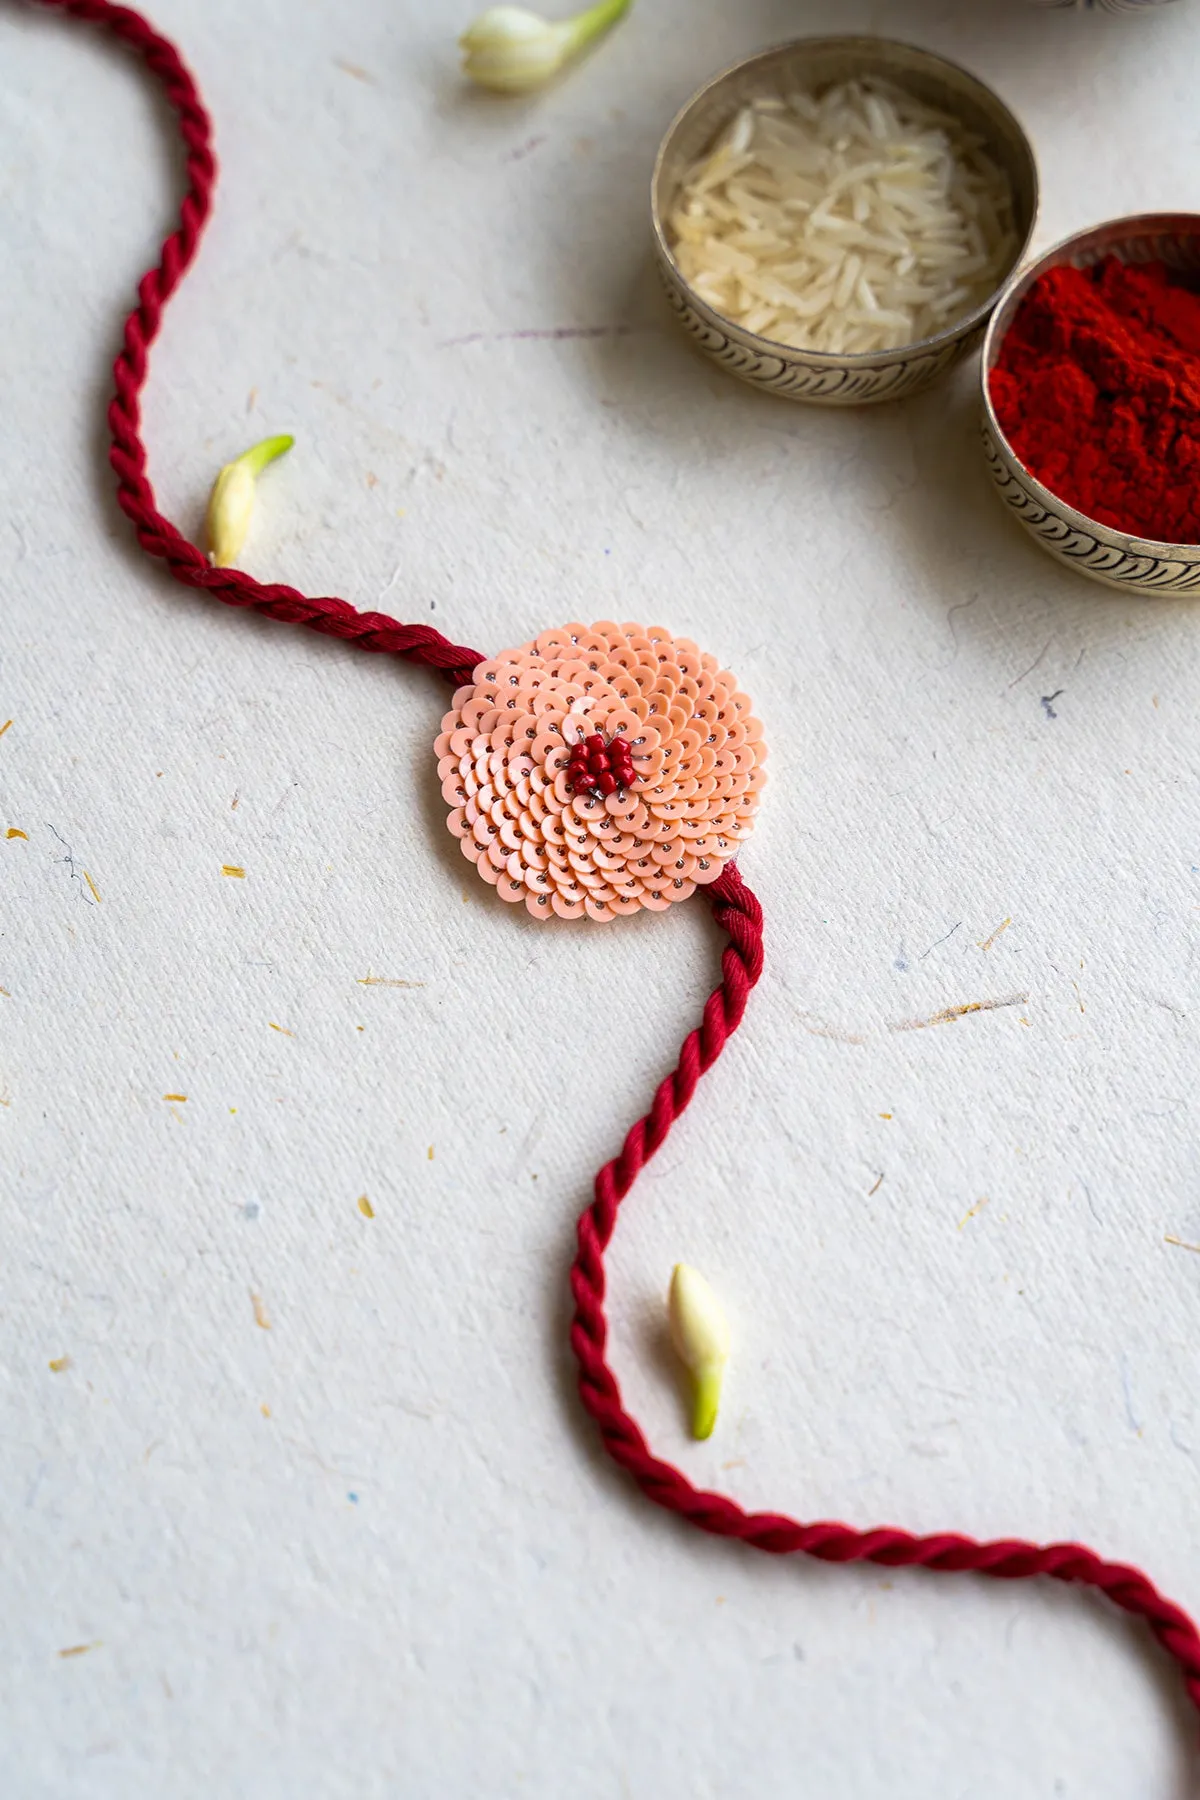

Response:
(3, 1), (1199, 1795)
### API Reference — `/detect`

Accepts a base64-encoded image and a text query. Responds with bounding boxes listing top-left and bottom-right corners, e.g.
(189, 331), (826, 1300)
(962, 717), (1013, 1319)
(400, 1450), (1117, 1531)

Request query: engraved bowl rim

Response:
(980, 211), (1200, 560)
(650, 34), (1040, 374)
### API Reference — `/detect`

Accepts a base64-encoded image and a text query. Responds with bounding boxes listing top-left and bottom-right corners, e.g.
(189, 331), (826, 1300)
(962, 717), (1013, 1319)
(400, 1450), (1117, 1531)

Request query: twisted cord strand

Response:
(570, 863), (1200, 1721)
(30, 0), (484, 688)
(27, 0), (1200, 1738)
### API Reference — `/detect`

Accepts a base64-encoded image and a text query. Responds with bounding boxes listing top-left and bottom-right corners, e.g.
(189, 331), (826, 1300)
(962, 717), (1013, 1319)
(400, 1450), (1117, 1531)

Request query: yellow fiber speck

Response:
(163, 1093), (188, 1102)
(6, 828), (27, 840)
(222, 865), (246, 878)
(48, 1355), (72, 1373)
(427, 1145), (434, 1161)
(268, 1022), (293, 1035)
(357, 1195), (375, 1218)
(977, 916), (1011, 952)
(0, 720), (11, 739)
(83, 871), (101, 904)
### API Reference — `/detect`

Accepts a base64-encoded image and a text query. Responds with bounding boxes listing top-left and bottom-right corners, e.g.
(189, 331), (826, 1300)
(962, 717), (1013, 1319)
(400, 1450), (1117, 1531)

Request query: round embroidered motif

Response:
(435, 620), (767, 920)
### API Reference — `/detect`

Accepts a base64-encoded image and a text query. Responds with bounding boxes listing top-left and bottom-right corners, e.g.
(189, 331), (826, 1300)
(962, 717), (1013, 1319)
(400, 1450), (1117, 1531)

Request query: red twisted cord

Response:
(572, 870), (1200, 1715)
(24, 0), (1200, 1743)
(29, 0), (484, 689)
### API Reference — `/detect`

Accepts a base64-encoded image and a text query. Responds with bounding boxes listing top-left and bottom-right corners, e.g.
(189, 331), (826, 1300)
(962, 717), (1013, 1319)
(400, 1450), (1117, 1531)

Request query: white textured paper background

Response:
(3, 0), (1200, 1794)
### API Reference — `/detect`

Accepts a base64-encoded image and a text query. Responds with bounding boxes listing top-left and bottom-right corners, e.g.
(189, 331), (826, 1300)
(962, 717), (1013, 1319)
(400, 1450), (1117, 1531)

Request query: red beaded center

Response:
(567, 730), (637, 799)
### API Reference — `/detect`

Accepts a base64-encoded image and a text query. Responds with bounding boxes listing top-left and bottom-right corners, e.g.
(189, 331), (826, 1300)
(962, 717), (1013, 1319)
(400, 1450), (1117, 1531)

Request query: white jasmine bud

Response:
(668, 1263), (730, 1441)
(459, 0), (631, 94)
(206, 434), (294, 568)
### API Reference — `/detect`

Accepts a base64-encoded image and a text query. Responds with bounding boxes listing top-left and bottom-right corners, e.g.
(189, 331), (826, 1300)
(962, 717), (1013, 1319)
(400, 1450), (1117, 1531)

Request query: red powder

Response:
(989, 255), (1200, 544)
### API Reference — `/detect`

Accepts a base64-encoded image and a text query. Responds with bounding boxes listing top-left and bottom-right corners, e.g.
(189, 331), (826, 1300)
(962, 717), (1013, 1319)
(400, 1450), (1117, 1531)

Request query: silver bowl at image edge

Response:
(981, 215), (1200, 595)
(650, 37), (1039, 407)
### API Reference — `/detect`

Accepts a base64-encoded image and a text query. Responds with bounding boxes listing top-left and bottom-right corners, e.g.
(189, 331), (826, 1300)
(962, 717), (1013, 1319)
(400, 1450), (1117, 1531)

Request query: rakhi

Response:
(23, 0), (1200, 1747)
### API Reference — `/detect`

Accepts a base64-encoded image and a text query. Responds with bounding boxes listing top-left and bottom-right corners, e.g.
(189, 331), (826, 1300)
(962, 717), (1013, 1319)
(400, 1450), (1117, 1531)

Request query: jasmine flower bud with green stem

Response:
(459, 0), (632, 94)
(668, 1263), (730, 1441)
(206, 434), (294, 568)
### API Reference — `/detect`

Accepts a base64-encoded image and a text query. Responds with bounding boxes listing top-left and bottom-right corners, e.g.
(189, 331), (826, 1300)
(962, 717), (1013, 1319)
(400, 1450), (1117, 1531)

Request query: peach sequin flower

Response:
(434, 620), (767, 921)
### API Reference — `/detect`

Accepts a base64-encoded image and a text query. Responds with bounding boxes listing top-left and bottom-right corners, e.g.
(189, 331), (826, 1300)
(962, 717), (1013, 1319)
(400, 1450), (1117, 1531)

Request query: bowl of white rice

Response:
(651, 38), (1039, 405)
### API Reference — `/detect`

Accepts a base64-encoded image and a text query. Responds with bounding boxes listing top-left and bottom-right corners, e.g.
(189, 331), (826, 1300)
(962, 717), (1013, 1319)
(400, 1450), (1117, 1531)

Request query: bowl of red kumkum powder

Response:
(982, 215), (1200, 593)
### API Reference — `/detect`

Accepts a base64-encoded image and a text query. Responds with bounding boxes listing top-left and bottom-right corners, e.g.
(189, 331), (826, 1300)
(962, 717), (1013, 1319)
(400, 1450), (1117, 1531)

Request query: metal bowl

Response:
(981, 214), (1200, 594)
(651, 37), (1039, 407)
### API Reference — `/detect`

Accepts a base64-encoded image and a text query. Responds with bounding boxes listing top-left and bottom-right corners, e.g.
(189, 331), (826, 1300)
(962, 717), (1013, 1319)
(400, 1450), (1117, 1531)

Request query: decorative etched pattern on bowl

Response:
(1024, 1), (1178, 11)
